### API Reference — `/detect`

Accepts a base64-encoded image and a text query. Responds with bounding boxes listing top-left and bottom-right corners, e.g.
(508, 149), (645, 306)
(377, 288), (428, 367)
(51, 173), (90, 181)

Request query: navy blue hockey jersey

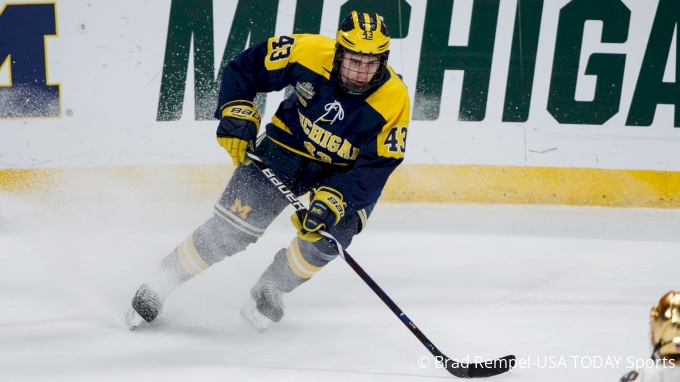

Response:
(215, 34), (410, 216)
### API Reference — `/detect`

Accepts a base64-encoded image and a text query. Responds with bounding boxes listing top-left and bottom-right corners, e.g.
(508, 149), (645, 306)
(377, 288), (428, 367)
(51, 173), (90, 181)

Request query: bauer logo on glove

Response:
(216, 100), (261, 166)
(290, 186), (346, 242)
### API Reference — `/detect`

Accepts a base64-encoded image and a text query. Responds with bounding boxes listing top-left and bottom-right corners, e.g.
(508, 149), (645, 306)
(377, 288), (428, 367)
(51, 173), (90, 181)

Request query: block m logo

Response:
(230, 198), (252, 219)
(0, 3), (60, 118)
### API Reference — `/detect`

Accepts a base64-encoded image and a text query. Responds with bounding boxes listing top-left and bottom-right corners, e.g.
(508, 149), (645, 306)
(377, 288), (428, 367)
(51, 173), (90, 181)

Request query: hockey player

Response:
(618, 291), (680, 381)
(126, 11), (410, 331)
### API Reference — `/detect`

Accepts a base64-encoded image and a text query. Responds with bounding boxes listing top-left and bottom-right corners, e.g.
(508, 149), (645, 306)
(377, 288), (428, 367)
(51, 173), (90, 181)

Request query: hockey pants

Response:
(145, 137), (370, 300)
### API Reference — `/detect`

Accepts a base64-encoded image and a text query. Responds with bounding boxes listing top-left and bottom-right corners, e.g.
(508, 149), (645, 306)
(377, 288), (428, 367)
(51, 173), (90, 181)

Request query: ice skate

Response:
(125, 308), (145, 330)
(241, 281), (284, 332)
(127, 284), (164, 330)
(240, 296), (273, 332)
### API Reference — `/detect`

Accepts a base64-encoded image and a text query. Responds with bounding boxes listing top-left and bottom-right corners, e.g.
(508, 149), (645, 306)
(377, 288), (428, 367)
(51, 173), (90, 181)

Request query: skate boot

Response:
(240, 281), (284, 332)
(126, 284), (164, 330)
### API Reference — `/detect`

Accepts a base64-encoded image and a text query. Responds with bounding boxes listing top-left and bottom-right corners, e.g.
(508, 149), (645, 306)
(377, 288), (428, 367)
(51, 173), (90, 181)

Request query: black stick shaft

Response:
(247, 154), (433, 339)
(246, 152), (514, 378)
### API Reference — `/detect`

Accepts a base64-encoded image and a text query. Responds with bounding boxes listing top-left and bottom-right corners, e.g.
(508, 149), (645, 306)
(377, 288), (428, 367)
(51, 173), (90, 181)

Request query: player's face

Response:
(340, 52), (380, 88)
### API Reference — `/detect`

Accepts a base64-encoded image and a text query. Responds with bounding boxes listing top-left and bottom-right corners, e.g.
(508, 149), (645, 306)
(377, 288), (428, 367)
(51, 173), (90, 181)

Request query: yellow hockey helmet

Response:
(650, 291), (680, 358)
(336, 11), (390, 55)
(333, 11), (391, 95)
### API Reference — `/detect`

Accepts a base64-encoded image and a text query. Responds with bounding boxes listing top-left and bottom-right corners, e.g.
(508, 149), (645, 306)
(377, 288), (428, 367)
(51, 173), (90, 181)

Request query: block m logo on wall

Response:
(0, 2), (60, 118)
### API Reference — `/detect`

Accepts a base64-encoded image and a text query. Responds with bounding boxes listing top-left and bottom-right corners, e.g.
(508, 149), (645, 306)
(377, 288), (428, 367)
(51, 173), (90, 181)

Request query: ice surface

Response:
(1, 193), (679, 381)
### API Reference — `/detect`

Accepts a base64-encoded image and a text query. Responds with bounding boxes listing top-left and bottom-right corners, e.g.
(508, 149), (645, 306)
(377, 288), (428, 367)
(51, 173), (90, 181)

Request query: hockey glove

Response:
(290, 186), (346, 242)
(216, 100), (261, 165)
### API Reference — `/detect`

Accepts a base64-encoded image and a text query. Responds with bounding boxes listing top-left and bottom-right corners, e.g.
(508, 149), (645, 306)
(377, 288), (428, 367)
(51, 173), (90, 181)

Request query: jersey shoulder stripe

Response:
(288, 34), (335, 79)
(365, 66), (410, 125)
(264, 34), (335, 78)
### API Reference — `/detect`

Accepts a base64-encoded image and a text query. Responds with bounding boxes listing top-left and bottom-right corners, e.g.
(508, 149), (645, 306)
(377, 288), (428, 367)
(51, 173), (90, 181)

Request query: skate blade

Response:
(126, 308), (145, 330)
(240, 298), (271, 333)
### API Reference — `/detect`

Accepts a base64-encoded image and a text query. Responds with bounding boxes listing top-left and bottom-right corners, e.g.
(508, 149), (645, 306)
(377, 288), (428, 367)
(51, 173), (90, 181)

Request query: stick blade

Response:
(465, 355), (516, 378)
(439, 354), (515, 379)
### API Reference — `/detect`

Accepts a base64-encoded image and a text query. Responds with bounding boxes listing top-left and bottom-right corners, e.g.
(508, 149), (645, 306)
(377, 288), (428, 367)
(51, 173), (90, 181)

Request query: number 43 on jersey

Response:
(382, 126), (407, 155)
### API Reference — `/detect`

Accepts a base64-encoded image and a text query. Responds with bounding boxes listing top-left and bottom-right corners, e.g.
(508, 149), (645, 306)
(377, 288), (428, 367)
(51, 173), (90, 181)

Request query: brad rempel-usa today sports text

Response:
(417, 355), (676, 371)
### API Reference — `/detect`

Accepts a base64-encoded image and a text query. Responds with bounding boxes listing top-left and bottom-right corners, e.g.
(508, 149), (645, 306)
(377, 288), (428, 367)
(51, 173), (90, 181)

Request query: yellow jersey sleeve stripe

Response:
(366, 66), (411, 159)
(366, 66), (410, 124)
(263, 34), (334, 79)
(0, 55), (12, 87)
(288, 34), (335, 80)
(271, 114), (292, 134)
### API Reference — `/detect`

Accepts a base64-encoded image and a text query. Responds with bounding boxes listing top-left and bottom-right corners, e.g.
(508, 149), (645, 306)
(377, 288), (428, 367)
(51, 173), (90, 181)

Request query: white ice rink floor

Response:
(1, 194), (679, 381)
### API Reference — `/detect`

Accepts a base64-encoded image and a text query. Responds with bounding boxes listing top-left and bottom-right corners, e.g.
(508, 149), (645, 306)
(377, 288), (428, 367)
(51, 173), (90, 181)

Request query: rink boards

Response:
(1, 164), (678, 208)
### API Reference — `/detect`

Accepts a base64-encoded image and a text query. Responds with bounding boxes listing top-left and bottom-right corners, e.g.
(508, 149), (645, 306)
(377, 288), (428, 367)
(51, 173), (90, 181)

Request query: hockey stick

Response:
(246, 151), (515, 378)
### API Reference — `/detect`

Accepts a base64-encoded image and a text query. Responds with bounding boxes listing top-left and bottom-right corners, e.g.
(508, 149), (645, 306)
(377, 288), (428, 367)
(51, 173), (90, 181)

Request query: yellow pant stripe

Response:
(176, 235), (208, 276)
(291, 239), (324, 273)
(185, 234), (210, 271)
(177, 242), (200, 276)
(213, 203), (264, 238)
(285, 238), (324, 279)
(286, 247), (314, 279)
(214, 210), (261, 238)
